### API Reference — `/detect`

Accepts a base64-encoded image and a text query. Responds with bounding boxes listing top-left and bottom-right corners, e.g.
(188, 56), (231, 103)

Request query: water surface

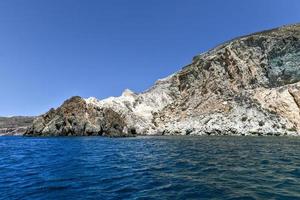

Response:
(1, 136), (300, 199)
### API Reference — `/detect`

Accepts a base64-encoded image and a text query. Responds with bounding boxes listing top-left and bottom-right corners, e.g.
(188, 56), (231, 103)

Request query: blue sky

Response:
(0, 0), (299, 116)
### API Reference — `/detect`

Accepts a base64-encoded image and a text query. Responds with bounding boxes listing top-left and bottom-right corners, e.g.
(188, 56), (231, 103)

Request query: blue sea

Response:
(1, 136), (300, 200)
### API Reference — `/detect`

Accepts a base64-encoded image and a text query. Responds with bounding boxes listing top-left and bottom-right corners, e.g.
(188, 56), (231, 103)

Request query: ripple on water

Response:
(1, 136), (300, 200)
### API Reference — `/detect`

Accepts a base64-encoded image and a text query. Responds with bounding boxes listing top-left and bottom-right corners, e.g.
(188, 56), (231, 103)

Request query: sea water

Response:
(1, 136), (300, 199)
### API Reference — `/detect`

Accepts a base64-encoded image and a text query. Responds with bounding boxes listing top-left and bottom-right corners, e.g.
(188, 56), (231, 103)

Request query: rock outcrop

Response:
(25, 96), (129, 137)
(26, 23), (300, 136)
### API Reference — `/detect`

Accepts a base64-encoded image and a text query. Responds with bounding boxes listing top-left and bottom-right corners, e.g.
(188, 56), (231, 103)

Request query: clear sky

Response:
(0, 0), (299, 116)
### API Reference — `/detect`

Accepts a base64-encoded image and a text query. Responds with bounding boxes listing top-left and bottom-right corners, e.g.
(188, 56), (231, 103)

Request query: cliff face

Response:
(154, 24), (300, 136)
(26, 23), (300, 136)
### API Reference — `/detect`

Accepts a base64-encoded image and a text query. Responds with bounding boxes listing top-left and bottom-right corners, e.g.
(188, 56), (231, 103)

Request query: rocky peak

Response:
(122, 89), (136, 97)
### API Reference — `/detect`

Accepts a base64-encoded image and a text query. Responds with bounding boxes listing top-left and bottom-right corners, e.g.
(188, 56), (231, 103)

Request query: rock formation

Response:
(26, 23), (300, 136)
(25, 96), (128, 137)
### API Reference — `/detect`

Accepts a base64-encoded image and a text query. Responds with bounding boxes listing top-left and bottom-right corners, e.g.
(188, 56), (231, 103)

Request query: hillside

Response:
(0, 116), (35, 136)
(26, 23), (300, 136)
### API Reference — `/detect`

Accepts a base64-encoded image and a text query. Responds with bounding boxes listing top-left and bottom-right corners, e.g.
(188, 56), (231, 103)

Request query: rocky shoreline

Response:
(25, 23), (300, 137)
(0, 116), (35, 136)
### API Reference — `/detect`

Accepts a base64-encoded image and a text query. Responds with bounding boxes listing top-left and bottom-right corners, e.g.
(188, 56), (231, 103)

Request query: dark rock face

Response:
(25, 96), (130, 137)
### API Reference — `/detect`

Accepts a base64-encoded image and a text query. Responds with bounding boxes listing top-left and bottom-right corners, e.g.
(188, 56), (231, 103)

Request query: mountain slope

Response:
(26, 23), (300, 136)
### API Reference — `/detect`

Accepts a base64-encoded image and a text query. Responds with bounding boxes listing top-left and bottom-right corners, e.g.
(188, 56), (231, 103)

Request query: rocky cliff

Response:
(25, 23), (300, 136)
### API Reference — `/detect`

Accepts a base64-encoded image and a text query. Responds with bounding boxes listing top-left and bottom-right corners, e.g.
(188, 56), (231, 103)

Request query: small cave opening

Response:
(129, 128), (137, 135)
